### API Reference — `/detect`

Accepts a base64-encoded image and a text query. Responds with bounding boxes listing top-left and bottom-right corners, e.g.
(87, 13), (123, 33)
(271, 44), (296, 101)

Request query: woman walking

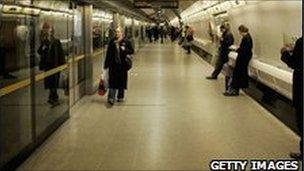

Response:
(104, 27), (134, 105)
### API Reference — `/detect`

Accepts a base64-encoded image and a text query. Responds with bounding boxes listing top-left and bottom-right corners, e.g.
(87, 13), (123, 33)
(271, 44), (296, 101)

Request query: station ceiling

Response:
(86, 0), (198, 22)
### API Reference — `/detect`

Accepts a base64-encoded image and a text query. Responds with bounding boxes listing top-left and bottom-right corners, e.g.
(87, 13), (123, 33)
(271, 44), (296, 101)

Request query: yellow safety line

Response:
(35, 64), (68, 82)
(67, 54), (85, 63)
(0, 64), (68, 97)
(0, 78), (31, 97)
(0, 51), (103, 97)
(75, 54), (85, 61)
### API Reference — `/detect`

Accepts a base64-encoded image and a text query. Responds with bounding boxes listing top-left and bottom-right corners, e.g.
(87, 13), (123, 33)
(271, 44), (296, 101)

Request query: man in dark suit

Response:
(207, 24), (234, 80)
(281, 36), (303, 160)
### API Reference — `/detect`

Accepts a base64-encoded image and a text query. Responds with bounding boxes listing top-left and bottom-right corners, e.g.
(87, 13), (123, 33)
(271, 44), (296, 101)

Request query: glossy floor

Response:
(18, 42), (299, 170)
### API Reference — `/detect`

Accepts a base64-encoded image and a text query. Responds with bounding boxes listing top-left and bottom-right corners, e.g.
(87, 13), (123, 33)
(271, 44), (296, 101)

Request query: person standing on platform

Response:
(153, 26), (159, 42)
(185, 26), (194, 54)
(281, 36), (303, 160)
(160, 26), (165, 44)
(170, 26), (176, 42)
(38, 23), (65, 106)
(104, 27), (134, 106)
(206, 24), (234, 80)
(223, 25), (253, 96)
(146, 26), (153, 43)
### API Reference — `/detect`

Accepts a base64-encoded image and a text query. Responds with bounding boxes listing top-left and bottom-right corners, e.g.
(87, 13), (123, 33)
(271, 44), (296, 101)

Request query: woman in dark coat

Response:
(38, 24), (65, 105)
(224, 25), (253, 96)
(104, 27), (134, 105)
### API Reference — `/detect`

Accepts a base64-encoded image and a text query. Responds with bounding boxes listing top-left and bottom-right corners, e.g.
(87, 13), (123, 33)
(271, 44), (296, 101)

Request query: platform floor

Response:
(18, 43), (299, 170)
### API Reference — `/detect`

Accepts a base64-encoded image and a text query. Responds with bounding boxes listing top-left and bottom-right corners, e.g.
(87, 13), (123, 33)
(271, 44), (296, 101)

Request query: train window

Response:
(93, 21), (102, 50)
(0, 7), (31, 87)
(32, 0), (70, 136)
(73, 8), (84, 56)
(73, 6), (85, 84)
(92, 9), (113, 50)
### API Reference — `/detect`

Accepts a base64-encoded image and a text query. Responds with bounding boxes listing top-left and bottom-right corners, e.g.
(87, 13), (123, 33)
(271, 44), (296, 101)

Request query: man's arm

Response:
(281, 38), (302, 69)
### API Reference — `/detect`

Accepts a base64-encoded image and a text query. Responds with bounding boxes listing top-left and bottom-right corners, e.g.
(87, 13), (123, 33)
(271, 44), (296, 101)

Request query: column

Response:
(83, 4), (94, 94)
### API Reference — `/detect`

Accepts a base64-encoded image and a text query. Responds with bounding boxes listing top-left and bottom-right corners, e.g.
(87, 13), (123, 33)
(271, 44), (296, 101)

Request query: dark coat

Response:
(186, 35), (194, 42)
(231, 33), (253, 89)
(281, 37), (303, 108)
(38, 38), (65, 89)
(219, 30), (234, 62)
(104, 38), (134, 89)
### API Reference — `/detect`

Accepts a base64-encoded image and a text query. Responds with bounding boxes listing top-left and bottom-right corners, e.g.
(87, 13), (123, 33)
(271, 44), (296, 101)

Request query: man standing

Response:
(146, 26), (153, 43)
(185, 26), (194, 54)
(160, 26), (165, 44)
(281, 36), (303, 160)
(207, 24), (234, 80)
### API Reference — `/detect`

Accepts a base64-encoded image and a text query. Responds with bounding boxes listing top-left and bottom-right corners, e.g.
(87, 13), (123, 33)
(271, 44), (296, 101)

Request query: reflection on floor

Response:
(18, 42), (299, 170)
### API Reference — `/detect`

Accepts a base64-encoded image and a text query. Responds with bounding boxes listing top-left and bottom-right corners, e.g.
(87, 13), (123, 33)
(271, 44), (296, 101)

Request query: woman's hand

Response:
(121, 46), (125, 51)
(280, 44), (293, 54)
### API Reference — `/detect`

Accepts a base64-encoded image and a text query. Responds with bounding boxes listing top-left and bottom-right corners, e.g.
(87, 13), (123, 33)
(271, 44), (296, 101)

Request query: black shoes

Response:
(107, 99), (114, 106)
(223, 90), (239, 96)
(107, 98), (124, 106)
(206, 76), (217, 80)
(48, 99), (60, 107)
(117, 98), (124, 102)
(290, 152), (302, 160)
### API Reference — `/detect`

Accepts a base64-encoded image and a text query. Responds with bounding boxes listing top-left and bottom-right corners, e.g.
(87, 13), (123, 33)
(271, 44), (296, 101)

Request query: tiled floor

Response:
(18, 42), (299, 170)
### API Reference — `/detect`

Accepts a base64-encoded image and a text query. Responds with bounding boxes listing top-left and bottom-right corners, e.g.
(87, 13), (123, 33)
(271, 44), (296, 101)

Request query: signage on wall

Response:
(134, 0), (179, 9)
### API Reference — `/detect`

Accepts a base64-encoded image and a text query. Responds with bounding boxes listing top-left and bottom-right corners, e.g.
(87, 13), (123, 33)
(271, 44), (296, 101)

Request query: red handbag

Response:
(98, 79), (107, 96)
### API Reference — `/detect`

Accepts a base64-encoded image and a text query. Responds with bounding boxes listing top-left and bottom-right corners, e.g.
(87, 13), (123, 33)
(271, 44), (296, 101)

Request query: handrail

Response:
(0, 78), (31, 97)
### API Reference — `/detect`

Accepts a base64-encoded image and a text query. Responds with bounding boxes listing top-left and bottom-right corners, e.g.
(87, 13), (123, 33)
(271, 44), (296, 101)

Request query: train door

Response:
(71, 5), (85, 104)
(0, 5), (34, 168)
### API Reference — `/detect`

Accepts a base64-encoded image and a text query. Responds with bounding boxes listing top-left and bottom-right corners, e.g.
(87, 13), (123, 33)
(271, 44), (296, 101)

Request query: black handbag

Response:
(125, 56), (132, 71)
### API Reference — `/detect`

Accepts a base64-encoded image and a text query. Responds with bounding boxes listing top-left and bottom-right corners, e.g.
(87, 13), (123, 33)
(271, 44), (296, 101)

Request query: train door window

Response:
(0, 13), (31, 86)
(33, 0), (70, 136)
(74, 7), (85, 84)
(0, 5), (33, 168)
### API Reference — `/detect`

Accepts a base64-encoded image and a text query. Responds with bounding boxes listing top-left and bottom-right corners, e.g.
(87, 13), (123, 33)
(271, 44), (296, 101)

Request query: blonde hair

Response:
(116, 26), (123, 33)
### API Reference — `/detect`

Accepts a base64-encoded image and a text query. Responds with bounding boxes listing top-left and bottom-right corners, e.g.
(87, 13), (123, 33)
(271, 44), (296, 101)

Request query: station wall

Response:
(182, 1), (302, 69)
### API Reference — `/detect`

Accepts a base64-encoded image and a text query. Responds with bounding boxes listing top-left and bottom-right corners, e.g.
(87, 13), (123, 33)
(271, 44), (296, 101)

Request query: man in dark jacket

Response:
(104, 27), (134, 106)
(153, 26), (159, 42)
(160, 26), (165, 44)
(207, 25), (234, 80)
(184, 26), (194, 54)
(281, 37), (303, 160)
(146, 26), (153, 43)
(170, 26), (176, 42)
(38, 23), (65, 106)
(224, 25), (253, 96)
